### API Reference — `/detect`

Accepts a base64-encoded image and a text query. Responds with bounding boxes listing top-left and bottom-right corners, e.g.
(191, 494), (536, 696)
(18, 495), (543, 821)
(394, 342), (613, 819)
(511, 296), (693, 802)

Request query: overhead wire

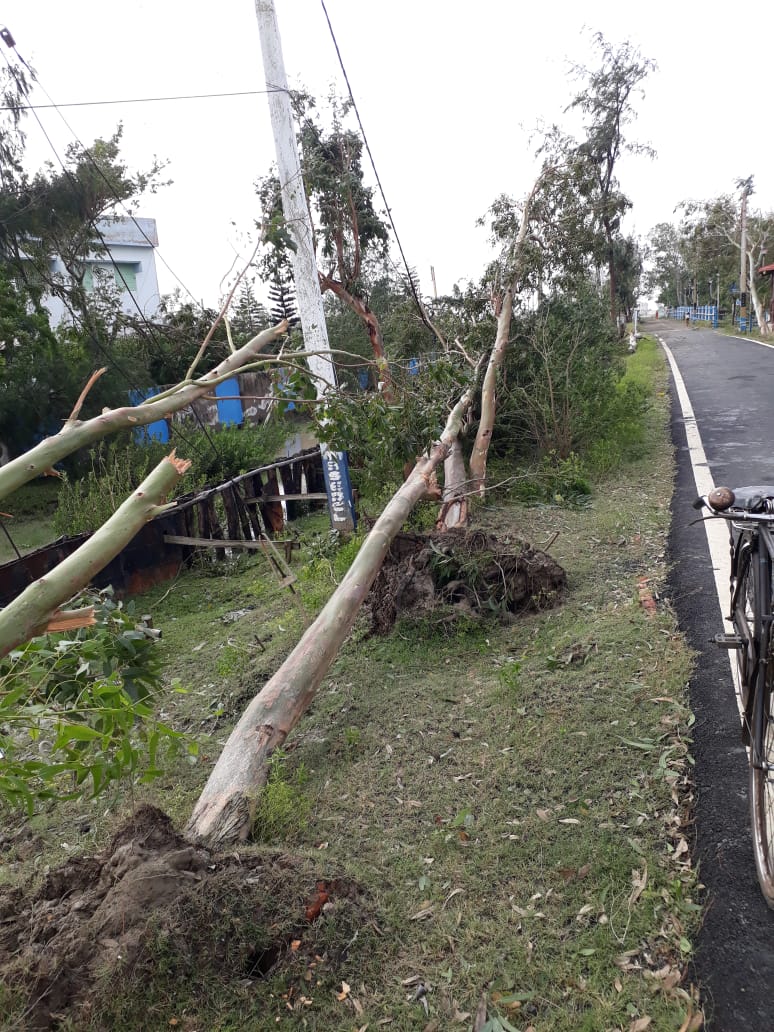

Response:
(318, 0), (438, 337)
(0, 87), (283, 112)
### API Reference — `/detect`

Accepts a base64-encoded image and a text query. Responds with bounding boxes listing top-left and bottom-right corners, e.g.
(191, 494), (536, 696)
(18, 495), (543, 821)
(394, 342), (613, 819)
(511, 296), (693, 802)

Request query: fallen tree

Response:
(0, 453), (190, 656)
(0, 320), (287, 504)
(186, 366), (483, 845)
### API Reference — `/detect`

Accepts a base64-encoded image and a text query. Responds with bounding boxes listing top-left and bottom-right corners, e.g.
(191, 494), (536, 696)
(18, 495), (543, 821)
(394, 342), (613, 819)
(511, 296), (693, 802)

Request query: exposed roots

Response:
(0, 806), (366, 1029)
(367, 527), (567, 635)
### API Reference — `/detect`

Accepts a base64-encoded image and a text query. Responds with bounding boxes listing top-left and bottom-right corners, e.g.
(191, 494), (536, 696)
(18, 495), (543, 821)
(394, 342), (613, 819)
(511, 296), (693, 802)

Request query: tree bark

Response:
(468, 178), (541, 497)
(468, 285), (514, 495)
(319, 273), (392, 395)
(186, 377), (479, 846)
(0, 454), (191, 657)
(436, 437), (468, 529)
(0, 322), (287, 504)
(748, 251), (772, 336)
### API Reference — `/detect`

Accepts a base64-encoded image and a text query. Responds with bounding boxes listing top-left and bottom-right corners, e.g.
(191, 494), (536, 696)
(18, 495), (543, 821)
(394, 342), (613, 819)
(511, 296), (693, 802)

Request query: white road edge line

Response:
(658, 336), (742, 717)
(725, 333), (774, 351)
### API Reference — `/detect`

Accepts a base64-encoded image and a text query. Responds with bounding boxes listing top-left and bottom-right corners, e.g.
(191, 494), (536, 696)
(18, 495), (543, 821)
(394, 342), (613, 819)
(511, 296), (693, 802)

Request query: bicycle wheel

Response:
(749, 665), (774, 906)
(732, 539), (756, 718)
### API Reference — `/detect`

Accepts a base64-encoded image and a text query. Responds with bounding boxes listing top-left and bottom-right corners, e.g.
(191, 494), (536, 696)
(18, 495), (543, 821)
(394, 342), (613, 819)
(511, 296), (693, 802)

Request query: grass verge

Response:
(0, 479), (61, 564)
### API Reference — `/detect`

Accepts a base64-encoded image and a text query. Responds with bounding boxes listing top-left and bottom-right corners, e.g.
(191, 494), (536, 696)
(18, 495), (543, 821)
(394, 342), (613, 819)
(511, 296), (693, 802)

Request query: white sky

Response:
(2, 0), (772, 309)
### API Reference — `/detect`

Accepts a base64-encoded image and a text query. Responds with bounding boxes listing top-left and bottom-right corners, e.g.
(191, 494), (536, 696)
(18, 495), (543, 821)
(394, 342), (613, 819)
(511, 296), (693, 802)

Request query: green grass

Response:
(0, 479), (62, 563)
(0, 338), (703, 1030)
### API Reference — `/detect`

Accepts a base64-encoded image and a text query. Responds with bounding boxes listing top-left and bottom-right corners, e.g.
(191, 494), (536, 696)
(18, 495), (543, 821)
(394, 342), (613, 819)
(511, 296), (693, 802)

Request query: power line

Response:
(0, 87), (283, 112)
(319, 0), (435, 333)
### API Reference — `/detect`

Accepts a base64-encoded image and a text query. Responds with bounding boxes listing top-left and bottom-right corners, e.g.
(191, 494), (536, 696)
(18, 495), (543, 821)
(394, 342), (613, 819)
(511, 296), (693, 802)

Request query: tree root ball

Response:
(0, 805), (366, 1029)
(367, 527), (567, 635)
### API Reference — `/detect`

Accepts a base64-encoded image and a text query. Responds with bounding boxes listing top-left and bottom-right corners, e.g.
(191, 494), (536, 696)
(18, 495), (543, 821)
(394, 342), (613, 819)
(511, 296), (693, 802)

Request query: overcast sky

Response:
(2, 0), (773, 309)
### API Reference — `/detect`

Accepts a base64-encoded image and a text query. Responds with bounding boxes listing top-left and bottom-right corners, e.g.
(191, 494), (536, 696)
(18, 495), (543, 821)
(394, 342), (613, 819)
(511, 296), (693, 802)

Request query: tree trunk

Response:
(468, 177), (541, 497)
(186, 379), (479, 846)
(0, 454), (191, 657)
(319, 274), (392, 395)
(468, 285), (514, 496)
(436, 437), (468, 529)
(748, 252), (772, 336)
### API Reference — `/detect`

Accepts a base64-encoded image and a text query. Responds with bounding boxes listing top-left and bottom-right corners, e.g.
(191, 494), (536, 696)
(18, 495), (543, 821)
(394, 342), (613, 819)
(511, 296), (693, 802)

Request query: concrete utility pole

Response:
(255, 0), (356, 532)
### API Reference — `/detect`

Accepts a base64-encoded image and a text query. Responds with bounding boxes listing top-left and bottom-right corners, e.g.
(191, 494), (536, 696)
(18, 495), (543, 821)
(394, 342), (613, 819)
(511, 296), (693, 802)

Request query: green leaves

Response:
(315, 357), (473, 496)
(0, 588), (185, 812)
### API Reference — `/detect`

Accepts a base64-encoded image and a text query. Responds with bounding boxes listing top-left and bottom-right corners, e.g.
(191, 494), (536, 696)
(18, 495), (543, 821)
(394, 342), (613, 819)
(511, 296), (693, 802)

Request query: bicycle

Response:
(696, 484), (774, 905)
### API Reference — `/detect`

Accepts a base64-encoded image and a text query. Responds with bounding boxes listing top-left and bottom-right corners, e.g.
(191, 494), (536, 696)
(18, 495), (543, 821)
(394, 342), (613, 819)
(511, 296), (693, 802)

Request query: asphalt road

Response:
(657, 318), (774, 1031)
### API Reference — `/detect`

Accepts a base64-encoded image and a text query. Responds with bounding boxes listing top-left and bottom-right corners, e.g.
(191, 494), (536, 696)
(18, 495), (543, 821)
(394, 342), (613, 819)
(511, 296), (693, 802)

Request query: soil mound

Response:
(0, 805), (364, 1030)
(367, 527), (567, 634)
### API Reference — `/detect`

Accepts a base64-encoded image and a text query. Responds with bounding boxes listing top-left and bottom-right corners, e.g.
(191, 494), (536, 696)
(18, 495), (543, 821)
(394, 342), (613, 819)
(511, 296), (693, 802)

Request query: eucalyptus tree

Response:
(5, 128), (168, 344)
(612, 234), (643, 321)
(568, 34), (656, 324)
(645, 222), (688, 307)
(660, 185), (774, 329)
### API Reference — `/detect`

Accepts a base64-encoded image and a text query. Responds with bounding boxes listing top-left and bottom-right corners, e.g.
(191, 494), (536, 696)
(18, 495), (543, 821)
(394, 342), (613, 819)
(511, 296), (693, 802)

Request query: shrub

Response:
(495, 289), (625, 460)
(317, 358), (472, 500)
(511, 451), (592, 505)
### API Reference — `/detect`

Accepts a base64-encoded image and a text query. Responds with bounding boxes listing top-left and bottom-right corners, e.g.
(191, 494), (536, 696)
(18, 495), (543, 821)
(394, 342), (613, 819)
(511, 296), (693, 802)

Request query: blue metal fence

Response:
(665, 305), (719, 329)
(128, 388), (170, 443)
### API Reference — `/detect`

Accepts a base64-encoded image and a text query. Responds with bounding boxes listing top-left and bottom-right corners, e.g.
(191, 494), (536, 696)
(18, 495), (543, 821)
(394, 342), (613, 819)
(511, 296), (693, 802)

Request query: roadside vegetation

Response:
(0, 335), (703, 1030)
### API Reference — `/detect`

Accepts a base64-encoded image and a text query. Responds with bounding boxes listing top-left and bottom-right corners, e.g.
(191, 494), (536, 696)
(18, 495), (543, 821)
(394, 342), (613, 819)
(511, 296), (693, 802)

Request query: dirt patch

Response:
(367, 527), (567, 634)
(0, 805), (366, 1030)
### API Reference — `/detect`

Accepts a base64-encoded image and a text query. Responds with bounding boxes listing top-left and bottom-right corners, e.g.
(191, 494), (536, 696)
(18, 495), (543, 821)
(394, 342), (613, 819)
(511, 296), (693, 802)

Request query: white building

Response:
(42, 216), (161, 326)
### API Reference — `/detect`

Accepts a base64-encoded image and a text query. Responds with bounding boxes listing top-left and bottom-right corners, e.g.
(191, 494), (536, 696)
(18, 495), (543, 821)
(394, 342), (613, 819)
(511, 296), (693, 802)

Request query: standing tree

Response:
(568, 34), (655, 326)
(230, 281), (270, 338)
(612, 234), (644, 322)
(0, 53), (170, 451)
(645, 222), (689, 307)
(266, 253), (297, 325)
(0, 126), (170, 433)
(665, 184), (774, 331)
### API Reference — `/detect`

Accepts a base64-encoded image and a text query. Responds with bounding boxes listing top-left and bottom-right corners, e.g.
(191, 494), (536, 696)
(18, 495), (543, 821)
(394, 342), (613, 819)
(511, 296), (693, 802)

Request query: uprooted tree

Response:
(0, 152), (572, 836)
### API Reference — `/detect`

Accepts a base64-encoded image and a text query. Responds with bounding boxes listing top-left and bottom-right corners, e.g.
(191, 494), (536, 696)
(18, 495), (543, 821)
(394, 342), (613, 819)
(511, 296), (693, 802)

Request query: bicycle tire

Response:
(731, 538), (756, 721)
(749, 662), (774, 906)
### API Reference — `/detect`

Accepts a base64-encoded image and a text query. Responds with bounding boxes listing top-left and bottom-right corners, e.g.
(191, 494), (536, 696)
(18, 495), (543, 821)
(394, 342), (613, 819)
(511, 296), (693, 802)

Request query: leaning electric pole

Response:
(254, 0), (356, 532)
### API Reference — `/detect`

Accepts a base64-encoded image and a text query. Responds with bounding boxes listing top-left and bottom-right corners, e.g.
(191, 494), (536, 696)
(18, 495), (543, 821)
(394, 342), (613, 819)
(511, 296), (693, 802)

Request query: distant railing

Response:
(129, 370), (275, 443)
(666, 305), (719, 329)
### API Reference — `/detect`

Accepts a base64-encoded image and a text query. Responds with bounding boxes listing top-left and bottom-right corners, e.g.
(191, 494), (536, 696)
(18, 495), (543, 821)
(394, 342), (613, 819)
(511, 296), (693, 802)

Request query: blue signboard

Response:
(320, 445), (356, 531)
(128, 388), (170, 443)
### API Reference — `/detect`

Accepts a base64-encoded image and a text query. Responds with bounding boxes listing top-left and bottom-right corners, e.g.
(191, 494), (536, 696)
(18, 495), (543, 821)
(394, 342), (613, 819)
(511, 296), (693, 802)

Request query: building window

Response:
(83, 261), (139, 293)
(114, 262), (138, 292)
